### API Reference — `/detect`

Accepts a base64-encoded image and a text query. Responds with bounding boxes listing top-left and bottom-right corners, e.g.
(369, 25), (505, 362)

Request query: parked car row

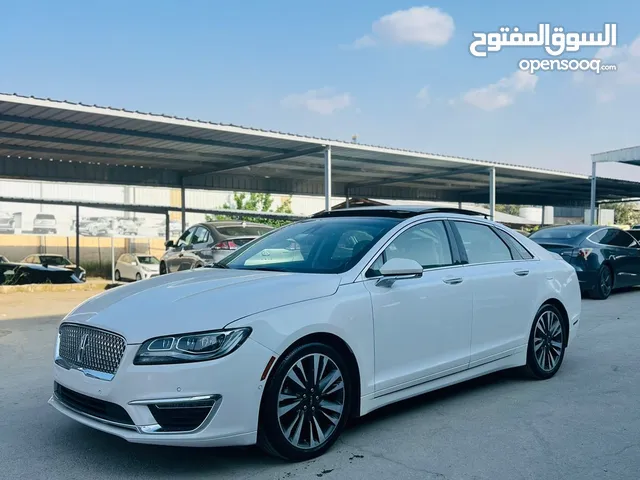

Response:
(529, 224), (640, 300)
(0, 253), (85, 285)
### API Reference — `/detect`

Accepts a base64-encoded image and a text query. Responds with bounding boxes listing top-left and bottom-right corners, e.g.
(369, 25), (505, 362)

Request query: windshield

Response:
(137, 256), (160, 265)
(219, 217), (401, 274)
(529, 227), (587, 240)
(40, 256), (72, 266)
(36, 214), (55, 220)
(216, 225), (273, 237)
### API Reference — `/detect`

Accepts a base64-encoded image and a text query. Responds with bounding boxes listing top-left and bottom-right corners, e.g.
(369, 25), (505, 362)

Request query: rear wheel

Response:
(114, 270), (121, 281)
(589, 265), (613, 300)
(524, 304), (567, 380)
(258, 343), (352, 461)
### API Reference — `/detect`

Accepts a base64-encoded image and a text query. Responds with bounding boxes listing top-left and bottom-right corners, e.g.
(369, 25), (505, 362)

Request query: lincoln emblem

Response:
(76, 333), (89, 363)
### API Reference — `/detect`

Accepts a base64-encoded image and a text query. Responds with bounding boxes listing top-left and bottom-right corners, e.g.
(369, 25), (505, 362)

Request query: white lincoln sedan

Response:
(49, 207), (581, 461)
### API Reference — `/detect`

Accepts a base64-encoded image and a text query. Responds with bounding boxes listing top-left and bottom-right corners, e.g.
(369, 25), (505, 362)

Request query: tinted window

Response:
(599, 229), (638, 248)
(588, 229), (606, 244)
(627, 230), (640, 241)
(530, 227), (587, 240)
(216, 225), (273, 237)
(35, 214), (55, 220)
(40, 256), (72, 266)
(454, 221), (513, 264)
(192, 226), (211, 245)
(220, 217), (401, 274)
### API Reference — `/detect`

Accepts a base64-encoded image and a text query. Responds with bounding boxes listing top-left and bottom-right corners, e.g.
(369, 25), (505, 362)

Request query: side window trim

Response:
(449, 219), (517, 266)
(362, 219), (462, 279)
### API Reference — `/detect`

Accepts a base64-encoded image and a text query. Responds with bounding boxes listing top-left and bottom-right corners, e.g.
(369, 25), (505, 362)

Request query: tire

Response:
(159, 262), (167, 275)
(258, 342), (352, 461)
(114, 270), (121, 281)
(523, 304), (567, 380)
(588, 265), (613, 300)
(135, 273), (142, 281)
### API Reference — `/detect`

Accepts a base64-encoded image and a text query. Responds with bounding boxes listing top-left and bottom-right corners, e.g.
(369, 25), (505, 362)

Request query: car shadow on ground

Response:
(45, 366), (545, 475)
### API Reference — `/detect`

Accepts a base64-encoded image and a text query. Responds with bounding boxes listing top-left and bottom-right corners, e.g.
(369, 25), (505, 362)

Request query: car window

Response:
(221, 217), (401, 274)
(627, 230), (640, 241)
(599, 228), (638, 248)
(588, 229), (606, 244)
(386, 220), (453, 267)
(216, 225), (273, 237)
(191, 226), (211, 245)
(454, 221), (513, 264)
(176, 227), (196, 247)
(137, 256), (160, 264)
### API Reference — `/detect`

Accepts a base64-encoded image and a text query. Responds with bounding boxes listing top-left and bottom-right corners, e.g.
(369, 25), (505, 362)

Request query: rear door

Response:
(450, 220), (542, 368)
(594, 228), (640, 287)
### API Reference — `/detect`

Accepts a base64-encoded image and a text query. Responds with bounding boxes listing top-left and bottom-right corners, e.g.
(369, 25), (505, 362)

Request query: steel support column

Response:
(324, 146), (332, 212)
(75, 205), (80, 278)
(488, 167), (496, 221)
(590, 162), (597, 225)
(541, 206), (546, 225)
(180, 183), (186, 232)
(165, 211), (170, 242)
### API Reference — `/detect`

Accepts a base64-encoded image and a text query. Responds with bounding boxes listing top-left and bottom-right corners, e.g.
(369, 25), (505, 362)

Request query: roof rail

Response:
(312, 206), (489, 219)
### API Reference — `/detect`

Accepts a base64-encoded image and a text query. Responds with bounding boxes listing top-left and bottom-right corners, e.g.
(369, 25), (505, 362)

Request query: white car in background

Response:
(114, 254), (160, 281)
(33, 213), (57, 234)
(49, 207), (581, 461)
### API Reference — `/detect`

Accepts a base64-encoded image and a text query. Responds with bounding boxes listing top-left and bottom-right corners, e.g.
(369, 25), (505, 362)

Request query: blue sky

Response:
(2, 1), (640, 180)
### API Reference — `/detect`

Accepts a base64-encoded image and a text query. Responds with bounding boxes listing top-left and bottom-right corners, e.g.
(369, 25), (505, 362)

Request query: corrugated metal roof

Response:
(0, 92), (638, 206)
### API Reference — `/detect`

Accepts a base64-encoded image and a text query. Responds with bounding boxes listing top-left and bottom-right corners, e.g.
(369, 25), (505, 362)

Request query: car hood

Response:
(62, 268), (342, 343)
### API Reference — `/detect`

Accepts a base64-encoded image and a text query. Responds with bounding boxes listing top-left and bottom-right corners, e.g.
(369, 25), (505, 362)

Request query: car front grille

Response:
(57, 324), (126, 376)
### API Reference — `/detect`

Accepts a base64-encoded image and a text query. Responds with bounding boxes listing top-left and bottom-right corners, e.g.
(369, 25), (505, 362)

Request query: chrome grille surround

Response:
(56, 323), (126, 381)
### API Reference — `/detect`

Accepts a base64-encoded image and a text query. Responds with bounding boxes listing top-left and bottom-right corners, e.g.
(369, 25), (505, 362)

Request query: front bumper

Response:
(50, 337), (275, 447)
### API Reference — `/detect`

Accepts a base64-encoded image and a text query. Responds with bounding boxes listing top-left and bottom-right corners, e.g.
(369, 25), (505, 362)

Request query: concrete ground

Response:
(1, 289), (639, 480)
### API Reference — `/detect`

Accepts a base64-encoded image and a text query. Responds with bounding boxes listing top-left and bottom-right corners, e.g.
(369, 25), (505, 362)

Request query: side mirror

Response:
(379, 257), (423, 277)
(376, 258), (423, 287)
(165, 240), (174, 248)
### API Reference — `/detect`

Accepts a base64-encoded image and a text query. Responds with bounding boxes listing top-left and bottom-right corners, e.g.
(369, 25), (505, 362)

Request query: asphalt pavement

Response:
(1, 290), (639, 480)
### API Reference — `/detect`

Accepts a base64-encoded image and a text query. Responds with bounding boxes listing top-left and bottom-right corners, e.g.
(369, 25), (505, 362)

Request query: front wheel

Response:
(114, 270), (121, 281)
(159, 262), (167, 275)
(524, 304), (567, 380)
(258, 343), (352, 461)
(135, 273), (142, 281)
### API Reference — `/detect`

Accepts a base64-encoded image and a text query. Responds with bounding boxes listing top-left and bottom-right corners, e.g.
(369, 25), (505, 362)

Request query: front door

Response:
(169, 226), (196, 273)
(364, 220), (473, 396)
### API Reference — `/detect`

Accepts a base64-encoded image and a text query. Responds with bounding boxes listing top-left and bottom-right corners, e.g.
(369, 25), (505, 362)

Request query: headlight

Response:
(133, 328), (252, 365)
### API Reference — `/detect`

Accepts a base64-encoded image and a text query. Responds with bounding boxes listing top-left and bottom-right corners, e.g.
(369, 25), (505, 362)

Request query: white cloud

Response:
(459, 70), (538, 111)
(573, 35), (640, 102)
(416, 86), (430, 106)
(347, 6), (454, 49)
(281, 88), (353, 115)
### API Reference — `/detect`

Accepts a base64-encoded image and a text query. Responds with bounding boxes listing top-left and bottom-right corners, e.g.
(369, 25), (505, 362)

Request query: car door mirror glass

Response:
(379, 257), (423, 277)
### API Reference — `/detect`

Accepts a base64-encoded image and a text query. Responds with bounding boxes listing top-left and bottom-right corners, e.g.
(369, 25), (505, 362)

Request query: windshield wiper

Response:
(205, 262), (229, 269)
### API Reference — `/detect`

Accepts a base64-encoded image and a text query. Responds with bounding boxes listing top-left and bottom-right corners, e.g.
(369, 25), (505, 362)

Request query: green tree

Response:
(482, 204), (523, 216)
(610, 202), (640, 226)
(205, 192), (294, 228)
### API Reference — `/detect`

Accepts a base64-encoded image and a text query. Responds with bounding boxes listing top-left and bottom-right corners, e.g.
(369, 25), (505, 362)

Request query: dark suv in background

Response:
(159, 220), (273, 274)
(529, 224), (640, 300)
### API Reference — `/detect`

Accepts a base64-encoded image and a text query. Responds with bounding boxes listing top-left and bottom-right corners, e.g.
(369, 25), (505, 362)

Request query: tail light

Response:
(577, 248), (593, 259)
(213, 240), (238, 250)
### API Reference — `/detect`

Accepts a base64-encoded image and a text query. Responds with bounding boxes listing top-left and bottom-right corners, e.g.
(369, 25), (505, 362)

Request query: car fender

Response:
(225, 282), (375, 397)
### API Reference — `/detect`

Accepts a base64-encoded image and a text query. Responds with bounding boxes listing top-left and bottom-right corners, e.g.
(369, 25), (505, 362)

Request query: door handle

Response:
(514, 269), (529, 276)
(442, 276), (463, 285)
(178, 253), (184, 258)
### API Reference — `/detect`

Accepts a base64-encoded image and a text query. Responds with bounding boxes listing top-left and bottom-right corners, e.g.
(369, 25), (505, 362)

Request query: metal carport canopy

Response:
(1, 93), (639, 211)
(589, 146), (640, 224)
